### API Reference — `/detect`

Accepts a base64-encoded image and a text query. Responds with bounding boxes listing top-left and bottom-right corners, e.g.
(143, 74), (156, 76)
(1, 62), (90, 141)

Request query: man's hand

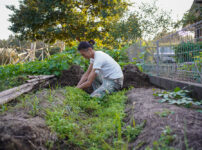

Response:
(77, 63), (93, 87)
(76, 69), (96, 89)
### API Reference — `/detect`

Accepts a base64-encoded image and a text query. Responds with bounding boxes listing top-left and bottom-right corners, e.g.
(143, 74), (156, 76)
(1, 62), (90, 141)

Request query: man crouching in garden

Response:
(76, 40), (124, 98)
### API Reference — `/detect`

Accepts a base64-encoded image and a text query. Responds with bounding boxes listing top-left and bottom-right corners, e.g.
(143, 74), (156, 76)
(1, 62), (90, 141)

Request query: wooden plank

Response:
(0, 82), (37, 105)
(0, 75), (56, 105)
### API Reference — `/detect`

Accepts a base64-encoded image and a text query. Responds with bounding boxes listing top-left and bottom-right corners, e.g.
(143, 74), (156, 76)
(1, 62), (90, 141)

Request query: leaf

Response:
(133, 119), (136, 128)
(174, 87), (181, 92)
(169, 100), (178, 104)
(163, 94), (169, 99)
(54, 71), (60, 76)
(158, 99), (168, 103)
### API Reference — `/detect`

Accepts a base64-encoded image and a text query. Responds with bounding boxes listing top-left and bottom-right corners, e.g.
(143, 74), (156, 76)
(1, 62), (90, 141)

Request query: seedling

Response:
(155, 109), (175, 117)
(29, 96), (39, 116)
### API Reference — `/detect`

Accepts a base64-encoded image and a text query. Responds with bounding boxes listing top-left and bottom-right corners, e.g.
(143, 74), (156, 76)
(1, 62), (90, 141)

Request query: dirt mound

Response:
(125, 88), (202, 150)
(58, 64), (151, 91)
(123, 64), (152, 89)
(58, 65), (93, 93)
(59, 64), (84, 86)
(0, 113), (57, 150)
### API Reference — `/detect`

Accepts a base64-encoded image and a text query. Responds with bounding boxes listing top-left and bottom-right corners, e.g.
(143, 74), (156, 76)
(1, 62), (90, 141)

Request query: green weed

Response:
(45, 87), (143, 149)
(155, 109), (175, 117)
(0, 104), (8, 113)
(29, 96), (40, 116)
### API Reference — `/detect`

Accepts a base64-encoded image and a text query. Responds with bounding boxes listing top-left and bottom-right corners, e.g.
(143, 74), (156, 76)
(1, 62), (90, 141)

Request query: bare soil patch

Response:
(0, 113), (57, 150)
(125, 88), (202, 150)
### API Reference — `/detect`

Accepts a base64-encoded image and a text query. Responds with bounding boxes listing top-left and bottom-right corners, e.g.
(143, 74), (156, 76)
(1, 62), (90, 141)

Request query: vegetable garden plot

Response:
(0, 64), (201, 150)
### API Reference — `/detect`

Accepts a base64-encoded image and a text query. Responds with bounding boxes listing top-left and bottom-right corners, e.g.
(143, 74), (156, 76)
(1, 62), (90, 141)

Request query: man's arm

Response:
(76, 69), (97, 89)
(77, 63), (93, 86)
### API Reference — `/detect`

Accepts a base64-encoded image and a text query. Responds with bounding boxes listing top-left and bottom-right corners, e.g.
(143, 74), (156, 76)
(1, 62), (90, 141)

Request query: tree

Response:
(131, 0), (176, 40)
(7, 0), (129, 45)
(108, 14), (142, 48)
(181, 8), (201, 27)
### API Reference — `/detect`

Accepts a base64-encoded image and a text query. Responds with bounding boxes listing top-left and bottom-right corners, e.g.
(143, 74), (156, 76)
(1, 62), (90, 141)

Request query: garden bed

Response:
(125, 88), (202, 150)
(0, 65), (202, 150)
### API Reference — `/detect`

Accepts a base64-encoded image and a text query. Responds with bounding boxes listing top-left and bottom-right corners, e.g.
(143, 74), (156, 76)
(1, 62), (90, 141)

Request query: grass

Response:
(28, 96), (40, 116)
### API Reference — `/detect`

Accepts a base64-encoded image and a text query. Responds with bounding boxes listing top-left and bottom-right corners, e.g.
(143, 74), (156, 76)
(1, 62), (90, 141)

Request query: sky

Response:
(0, 0), (194, 40)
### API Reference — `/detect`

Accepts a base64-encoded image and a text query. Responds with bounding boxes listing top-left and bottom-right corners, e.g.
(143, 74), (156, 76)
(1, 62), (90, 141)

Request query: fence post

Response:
(30, 42), (36, 61)
(156, 40), (160, 76)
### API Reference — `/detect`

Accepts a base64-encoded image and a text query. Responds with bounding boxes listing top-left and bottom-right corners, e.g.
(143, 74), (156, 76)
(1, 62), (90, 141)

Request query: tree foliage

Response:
(109, 14), (141, 46)
(7, 0), (129, 45)
(131, 0), (175, 40)
(181, 7), (202, 27)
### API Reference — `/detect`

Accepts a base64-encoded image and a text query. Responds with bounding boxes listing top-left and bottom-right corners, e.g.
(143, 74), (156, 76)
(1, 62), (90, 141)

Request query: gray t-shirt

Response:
(90, 51), (123, 79)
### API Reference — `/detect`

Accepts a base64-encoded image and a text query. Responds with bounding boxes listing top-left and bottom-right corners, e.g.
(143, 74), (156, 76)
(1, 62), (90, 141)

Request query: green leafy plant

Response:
(0, 104), (8, 113)
(123, 120), (146, 142)
(153, 87), (202, 107)
(0, 47), (86, 79)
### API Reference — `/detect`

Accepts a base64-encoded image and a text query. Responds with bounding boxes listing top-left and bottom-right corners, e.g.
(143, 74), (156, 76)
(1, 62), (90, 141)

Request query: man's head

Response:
(78, 40), (95, 59)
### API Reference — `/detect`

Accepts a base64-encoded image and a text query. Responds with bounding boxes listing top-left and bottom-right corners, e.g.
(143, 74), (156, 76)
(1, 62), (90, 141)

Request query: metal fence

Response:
(129, 20), (202, 83)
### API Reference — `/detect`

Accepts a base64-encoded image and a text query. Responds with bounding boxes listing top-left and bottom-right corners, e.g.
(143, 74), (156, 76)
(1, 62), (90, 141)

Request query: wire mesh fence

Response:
(129, 20), (202, 83)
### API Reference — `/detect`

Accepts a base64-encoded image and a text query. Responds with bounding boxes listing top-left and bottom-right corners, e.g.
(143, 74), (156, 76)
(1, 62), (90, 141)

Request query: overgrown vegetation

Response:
(0, 46), (129, 91)
(46, 87), (144, 149)
(0, 87), (144, 149)
(0, 75), (28, 92)
(0, 47), (85, 79)
(153, 87), (202, 107)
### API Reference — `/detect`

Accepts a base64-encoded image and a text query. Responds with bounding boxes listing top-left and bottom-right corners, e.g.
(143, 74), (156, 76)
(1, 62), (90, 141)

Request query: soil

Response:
(0, 89), (67, 150)
(58, 64), (152, 92)
(0, 64), (201, 150)
(58, 64), (93, 93)
(58, 65), (84, 87)
(122, 64), (152, 89)
(125, 88), (202, 150)
(0, 113), (57, 150)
